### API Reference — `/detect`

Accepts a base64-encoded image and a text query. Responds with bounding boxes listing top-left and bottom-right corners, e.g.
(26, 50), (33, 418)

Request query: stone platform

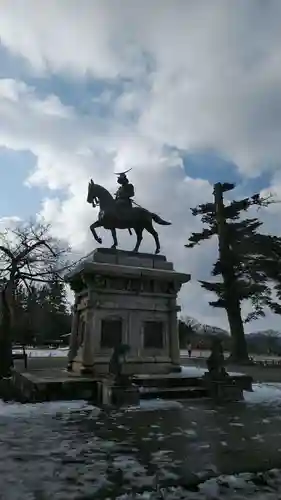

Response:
(11, 369), (98, 403)
(66, 248), (191, 376)
(10, 366), (253, 403)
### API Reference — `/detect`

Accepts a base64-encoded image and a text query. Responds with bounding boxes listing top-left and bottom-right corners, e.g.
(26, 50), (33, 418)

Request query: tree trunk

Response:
(0, 288), (13, 378)
(214, 183), (249, 364)
(225, 297), (249, 363)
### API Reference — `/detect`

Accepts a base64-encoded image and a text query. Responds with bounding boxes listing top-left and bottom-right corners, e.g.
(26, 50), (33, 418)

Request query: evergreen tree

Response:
(9, 281), (71, 346)
(185, 182), (281, 362)
(35, 279), (71, 344)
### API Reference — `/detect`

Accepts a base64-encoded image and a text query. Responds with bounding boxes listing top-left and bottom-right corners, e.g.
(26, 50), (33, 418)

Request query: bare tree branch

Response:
(0, 245), (15, 261)
(0, 220), (73, 292)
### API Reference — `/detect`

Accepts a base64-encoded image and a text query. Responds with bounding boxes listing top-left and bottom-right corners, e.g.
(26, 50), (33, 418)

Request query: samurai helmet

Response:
(114, 168), (132, 183)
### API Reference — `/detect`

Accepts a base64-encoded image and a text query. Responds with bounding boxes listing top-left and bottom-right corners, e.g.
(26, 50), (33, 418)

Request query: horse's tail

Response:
(151, 213), (171, 225)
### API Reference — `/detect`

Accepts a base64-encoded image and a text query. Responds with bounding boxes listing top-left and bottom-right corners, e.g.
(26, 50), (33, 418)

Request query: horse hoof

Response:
(111, 244), (117, 249)
(97, 238), (102, 244)
(155, 249), (160, 254)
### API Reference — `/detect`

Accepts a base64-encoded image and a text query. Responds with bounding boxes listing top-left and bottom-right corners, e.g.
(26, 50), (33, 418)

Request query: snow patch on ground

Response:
(127, 399), (184, 412)
(12, 348), (69, 358)
(1, 381), (281, 498)
(179, 365), (245, 378)
(113, 469), (281, 499)
(135, 365), (244, 379)
(245, 383), (281, 406)
(0, 399), (97, 417)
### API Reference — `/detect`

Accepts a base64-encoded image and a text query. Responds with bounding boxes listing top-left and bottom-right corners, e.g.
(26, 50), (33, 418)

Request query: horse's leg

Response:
(90, 221), (102, 244)
(145, 221), (160, 254)
(133, 227), (143, 252)
(111, 228), (118, 249)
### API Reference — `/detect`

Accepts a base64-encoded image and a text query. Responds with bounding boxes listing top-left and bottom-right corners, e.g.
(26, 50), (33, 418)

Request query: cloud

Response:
(2, 1), (281, 174)
(0, 0), (151, 79)
(1, 1), (281, 331)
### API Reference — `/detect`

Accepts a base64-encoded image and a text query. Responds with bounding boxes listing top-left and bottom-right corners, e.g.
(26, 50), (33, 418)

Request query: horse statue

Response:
(87, 179), (171, 254)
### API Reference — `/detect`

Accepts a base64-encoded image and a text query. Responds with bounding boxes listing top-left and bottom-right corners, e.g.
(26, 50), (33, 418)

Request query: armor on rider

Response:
(115, 172), (135, 210)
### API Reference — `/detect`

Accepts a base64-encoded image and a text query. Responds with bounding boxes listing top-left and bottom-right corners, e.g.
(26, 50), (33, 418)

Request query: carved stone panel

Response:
(141, 279), (154, 293)
(92, 274), (107, 288)
(130, 279), (141, 293)
(143, 321), (164, 349)
(100, 318), (122, 348)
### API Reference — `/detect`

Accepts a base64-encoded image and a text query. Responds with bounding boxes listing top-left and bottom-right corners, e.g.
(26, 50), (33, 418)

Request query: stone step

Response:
(139, 385), (208, 400)
(133, 376), (204, 388)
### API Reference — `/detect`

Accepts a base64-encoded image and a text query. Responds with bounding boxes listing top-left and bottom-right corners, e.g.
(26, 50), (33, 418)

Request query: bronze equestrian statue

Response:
(87, 170), (171, 253)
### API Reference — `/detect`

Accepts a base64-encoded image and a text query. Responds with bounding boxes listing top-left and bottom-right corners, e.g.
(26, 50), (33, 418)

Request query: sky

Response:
(1, 0), (281, 332)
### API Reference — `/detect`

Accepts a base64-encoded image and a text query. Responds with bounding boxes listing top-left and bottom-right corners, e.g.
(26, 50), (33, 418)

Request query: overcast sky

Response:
(1, 0), (281, 332)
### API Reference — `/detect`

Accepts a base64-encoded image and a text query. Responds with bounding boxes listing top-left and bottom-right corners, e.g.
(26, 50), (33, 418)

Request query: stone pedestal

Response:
(203, 374), (244, 403)
(66, 248), (190, 376)
(96, 379), (140, 406)
(111, 384), (140, 406)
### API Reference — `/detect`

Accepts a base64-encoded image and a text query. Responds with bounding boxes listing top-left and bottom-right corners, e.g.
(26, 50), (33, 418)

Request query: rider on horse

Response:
(87, 170), (171, 253)
(115, 169), (135, 211)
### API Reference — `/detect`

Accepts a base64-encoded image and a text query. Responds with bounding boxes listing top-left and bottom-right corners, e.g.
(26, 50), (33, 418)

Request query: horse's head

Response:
(87, 179), (99, 207)
(87, 179), (114, 210)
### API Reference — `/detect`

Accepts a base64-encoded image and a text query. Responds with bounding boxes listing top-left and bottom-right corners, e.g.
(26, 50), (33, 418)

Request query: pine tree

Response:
(185, 182), (281, 363)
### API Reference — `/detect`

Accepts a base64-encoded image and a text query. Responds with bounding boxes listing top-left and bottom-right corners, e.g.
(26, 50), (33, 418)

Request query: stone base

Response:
(111, 385), (140, 406)
(97, 379), (140, 406)
(80, 366), (94, 376)
(66, 248), (190, 379)
(206, 379), (244, 402)
(95, 359), (178, 376)
(97, 379), (112, 405)
(71, 360), (94, 376)
(72, 359), (181, 376)
(170, 365), (182, 373)
(11, 366), (251, 404)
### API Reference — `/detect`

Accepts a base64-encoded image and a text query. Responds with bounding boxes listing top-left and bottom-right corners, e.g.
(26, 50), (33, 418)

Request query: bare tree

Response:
(0, 220), (73, 377)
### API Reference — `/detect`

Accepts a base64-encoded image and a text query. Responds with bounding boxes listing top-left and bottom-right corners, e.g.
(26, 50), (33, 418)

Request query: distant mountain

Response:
(181, 316), (281, 339)
(247, 329), (281, 338)
(181, 316), (229, 337)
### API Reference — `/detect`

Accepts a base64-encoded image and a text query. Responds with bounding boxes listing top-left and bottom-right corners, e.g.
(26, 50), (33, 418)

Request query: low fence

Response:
(249, 358), (281, 367)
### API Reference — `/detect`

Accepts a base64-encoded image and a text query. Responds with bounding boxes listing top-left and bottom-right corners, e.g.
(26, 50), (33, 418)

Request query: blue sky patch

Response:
(183, 149), (242, 185)
(183, 149), (273, 197)
(0, 148), (48, 218)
